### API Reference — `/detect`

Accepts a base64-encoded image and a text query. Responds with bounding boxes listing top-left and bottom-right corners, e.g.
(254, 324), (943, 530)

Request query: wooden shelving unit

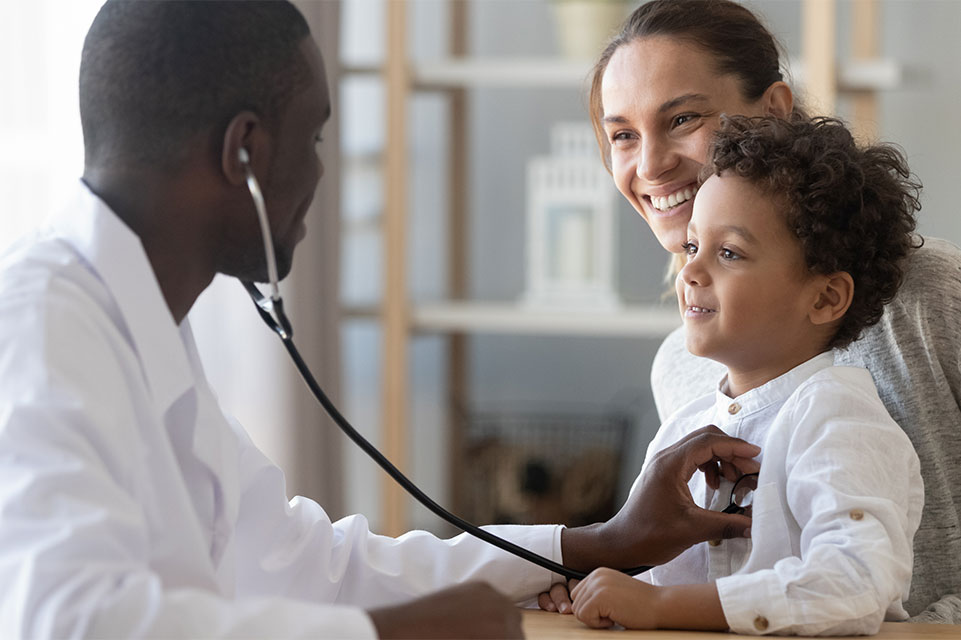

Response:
(344, 302), (682, 337)
(360, 0), (894, 536)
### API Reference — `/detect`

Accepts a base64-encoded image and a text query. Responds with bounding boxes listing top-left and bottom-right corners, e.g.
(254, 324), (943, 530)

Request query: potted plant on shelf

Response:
(550, 0), (632, 60)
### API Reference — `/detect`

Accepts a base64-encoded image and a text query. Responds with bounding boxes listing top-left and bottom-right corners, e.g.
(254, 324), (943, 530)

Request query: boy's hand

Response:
(537, 580), (578, 614)
(561, 426), (760, 571)
(570, 568), (659, 629)
(570, 570), (728, 631)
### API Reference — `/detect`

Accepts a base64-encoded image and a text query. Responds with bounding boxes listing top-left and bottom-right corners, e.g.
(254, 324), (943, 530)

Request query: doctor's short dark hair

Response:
(703, 115), (923, 350)
(80, 0), (311, 170)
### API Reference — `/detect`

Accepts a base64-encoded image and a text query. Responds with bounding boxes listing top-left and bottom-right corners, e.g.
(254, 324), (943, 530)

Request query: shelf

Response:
(344, 301), (681, 338)
(413, 58), (593, 89)
(344, 57), (903, 92)
(787, 57), (903, 92)
(344, 58), (593, 89)
(837, 58), (902, 91)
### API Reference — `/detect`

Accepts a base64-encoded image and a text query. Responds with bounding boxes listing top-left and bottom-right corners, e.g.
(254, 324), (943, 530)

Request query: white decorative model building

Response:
(523, 122), (620, 310)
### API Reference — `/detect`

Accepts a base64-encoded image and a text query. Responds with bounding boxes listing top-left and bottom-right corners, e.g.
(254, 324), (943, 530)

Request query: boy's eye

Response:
(720, 248), (741, 261)
(681, 241), (698, 256)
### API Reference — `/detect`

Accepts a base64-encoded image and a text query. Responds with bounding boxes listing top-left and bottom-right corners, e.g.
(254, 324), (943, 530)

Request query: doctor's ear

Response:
(221, 111), (268, 186)
(809, 271), (854, 326)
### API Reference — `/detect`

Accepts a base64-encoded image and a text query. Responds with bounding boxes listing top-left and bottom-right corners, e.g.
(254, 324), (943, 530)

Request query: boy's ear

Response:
(809, 272), (854, 326)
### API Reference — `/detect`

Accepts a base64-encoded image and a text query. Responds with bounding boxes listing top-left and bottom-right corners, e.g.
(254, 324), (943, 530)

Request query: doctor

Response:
(0, 2), (761, 638)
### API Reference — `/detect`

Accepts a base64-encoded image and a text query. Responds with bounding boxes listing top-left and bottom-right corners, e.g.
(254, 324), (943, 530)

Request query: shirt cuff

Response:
(717, 571), (791, 635)
(480, 523), (566, 598)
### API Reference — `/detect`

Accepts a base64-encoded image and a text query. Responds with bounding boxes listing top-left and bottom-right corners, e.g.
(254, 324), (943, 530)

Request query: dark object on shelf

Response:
(464, 411), (629, 527)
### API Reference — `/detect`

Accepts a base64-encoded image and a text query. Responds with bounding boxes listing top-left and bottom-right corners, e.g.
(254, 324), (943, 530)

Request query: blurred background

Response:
(2, 0), (959, 537)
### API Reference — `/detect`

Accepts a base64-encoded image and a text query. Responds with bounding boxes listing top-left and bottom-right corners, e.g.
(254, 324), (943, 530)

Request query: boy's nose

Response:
(678, 258), (708, 287)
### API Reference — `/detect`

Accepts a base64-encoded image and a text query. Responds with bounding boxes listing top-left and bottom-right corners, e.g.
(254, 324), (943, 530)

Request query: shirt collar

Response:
(715, 351), (836, 416)
(52, 180), (195, 413)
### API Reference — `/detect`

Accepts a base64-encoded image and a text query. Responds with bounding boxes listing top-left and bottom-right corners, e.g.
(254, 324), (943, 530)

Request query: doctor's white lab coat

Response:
(0, 182), (563, 638)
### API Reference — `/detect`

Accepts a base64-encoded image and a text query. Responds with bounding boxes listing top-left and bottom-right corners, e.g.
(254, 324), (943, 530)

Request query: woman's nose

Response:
(636, 135), (679, 182)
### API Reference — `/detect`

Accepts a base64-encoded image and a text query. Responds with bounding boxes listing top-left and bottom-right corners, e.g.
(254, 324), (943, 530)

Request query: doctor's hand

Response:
(368, 581), (523, 639)
(560, 425), (760, 572)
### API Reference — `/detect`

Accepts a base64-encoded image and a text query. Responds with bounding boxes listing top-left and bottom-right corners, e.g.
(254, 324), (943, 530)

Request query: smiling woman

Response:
(578, 0), (961, 625)
(588, 0), (794, 254)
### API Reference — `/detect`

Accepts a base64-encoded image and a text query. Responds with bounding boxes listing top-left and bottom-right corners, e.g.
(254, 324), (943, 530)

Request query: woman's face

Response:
(600, 36), (782, 253)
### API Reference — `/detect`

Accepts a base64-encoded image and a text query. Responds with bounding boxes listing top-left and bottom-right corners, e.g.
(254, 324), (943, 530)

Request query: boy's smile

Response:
(676, 174), (832, 396)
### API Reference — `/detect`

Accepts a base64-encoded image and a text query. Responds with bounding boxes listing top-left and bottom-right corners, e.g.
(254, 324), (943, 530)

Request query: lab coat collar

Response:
(52, 180), (195, 414)
(714, 351), (836, 417)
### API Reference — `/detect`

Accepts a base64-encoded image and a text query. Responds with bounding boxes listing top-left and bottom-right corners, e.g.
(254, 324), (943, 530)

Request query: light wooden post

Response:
(446, 0), (470, 527)
(851, 0), (880, 142)
(802, 0), (837, 115)
(382, 0), (410, 537)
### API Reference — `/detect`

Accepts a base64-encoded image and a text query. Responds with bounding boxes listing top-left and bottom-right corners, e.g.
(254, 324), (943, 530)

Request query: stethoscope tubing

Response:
(243, 281), (598, 580)
(237, 155), (650, 582)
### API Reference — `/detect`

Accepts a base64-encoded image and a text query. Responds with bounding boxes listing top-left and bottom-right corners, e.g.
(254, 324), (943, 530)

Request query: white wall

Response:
(0, 0), (103, 245)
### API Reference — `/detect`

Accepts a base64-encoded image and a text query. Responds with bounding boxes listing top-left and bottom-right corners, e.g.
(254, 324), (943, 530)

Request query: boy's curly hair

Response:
(703, 115), (922, 350)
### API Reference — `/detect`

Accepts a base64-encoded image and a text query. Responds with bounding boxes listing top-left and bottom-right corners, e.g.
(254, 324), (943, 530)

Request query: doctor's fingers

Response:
(687, 505), (753, 542)
(703, 458), (750, 486)
(662, 426), (761, 479)
(697, 458), (721, 489)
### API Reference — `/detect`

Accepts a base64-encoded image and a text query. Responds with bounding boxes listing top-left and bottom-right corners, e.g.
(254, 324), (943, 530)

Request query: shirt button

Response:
(754, 616), (770, 631)
(850, 509), (865, 521)
(728, 402), (741, 415)
(708, 539), (722, 547)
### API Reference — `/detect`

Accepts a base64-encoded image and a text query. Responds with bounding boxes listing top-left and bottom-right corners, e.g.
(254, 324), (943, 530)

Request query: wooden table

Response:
(522, 610), (961, 639)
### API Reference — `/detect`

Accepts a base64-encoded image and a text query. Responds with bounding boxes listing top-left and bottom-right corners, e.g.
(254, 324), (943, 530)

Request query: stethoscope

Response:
(237, 148), (650, 581)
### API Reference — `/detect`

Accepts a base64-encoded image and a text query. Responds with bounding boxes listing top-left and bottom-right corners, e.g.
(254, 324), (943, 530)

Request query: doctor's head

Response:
(79, 0), (330, 282)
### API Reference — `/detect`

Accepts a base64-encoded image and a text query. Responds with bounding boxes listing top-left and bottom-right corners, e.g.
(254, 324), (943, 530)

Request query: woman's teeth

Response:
(651, 186), (697, 212)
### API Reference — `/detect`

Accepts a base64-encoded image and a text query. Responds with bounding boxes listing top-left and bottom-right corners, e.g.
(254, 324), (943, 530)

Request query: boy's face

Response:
(676, 174), (825, 384)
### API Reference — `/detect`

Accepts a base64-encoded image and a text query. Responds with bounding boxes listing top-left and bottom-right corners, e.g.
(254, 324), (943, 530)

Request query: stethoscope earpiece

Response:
(239, 147), (281, 302)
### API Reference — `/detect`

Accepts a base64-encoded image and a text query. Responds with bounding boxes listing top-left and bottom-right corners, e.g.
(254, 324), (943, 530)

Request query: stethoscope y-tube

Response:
(237, 150), (651, 582)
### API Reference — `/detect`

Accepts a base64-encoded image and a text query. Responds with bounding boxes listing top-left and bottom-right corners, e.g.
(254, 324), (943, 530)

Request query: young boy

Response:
(568, 116), (924, 635)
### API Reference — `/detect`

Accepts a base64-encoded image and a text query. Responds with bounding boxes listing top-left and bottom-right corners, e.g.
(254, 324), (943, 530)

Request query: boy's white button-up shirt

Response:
(0, 182), (563, 638)
(637, 352), (923, 636)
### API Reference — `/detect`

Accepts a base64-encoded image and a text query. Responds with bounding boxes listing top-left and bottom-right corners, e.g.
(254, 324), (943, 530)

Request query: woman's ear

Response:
(761, 81), (794, 119)
(221, 111), (267, 186)
(809, 271), (854, 326)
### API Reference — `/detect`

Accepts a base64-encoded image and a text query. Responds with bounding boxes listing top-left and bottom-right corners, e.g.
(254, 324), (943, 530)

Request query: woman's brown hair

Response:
(589, 0), (787, 172)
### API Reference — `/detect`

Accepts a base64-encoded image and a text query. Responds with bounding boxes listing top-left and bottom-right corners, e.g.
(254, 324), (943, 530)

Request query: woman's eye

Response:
(673, 114), (699, 127)
(681, 241), (697, 256)
(610, 131), (633, 145)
